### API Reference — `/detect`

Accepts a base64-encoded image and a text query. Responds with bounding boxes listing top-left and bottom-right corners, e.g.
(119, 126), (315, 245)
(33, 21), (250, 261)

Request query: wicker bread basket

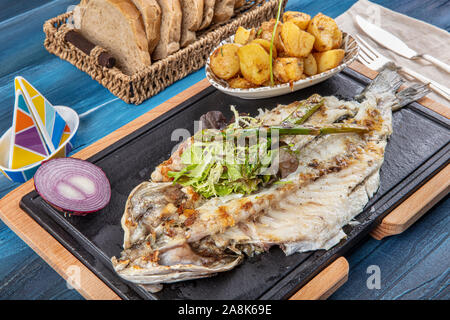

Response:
(43, 0), (286, 105)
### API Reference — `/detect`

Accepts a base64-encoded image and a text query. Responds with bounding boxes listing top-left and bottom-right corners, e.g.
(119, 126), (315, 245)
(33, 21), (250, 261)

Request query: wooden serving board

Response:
(0, 62), (448, 300)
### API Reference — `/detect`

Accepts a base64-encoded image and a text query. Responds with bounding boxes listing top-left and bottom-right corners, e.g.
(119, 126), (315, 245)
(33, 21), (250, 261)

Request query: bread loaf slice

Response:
(131, 0), (161, 54)
(198, 0), (215, 30)
(76, 0), (151, 75)
(72, 0), (90, 29)
(153, 0), (182, 60)
(234, 0), (246, 9)
(179, 0), (203, 47)
(213, 0), (235, 23)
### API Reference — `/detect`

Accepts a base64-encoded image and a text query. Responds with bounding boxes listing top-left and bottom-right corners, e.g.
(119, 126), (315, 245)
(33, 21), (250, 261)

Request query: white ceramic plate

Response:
(206, 32), (359, 99)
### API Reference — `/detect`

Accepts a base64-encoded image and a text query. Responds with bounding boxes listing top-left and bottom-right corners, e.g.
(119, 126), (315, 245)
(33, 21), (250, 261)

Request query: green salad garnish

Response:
(168, 107), (277, 198)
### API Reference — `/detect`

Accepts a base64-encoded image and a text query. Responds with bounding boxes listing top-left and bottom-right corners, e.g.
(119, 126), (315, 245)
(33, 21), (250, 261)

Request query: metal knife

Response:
(355, 15), (450, 73)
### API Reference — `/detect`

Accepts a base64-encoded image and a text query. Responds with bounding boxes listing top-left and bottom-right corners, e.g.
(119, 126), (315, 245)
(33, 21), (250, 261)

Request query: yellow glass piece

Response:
(32, 95), (46, 125)
(59, 133), (70, 146)
(21, 79), (39, 98)
(11, 146), (45, 169)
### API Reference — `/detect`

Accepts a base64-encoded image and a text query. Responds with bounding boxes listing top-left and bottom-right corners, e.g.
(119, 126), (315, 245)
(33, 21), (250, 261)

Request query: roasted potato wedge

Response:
(307, 13), (342, 52)
(210, 44), (241, 80)
(313, 49), (345, 73)
(251, 39), (277, 59)
(303, 53), (317, 76)
(237, 43), (271, 85)
(257, 19), (285, 53)
(283, 11), (311, 30)
(234, 26), (256, 45)
(273, 57), (304, 83)
(228, 76), (257, 89)
(280, 21), (315, 58)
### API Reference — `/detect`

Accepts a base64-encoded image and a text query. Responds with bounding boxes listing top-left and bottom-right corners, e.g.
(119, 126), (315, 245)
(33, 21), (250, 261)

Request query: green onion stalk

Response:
(282, 94), (324, 125)
(229, 124), (369, 138)
(269, 0), (284, 86)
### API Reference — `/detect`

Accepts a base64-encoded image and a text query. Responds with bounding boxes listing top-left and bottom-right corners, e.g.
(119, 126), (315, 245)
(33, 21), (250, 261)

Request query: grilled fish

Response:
(112, 68), (429, 289)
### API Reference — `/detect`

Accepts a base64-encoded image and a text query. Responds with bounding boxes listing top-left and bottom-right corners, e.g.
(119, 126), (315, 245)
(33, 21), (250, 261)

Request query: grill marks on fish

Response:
(121, 182), (203, 251)
(210, 130), (386, 251)
(112, 69), (425, 288)
(114, 180), (247, 283)
(151, 137), (193, 182)
(279, 97), (359, 153)
(114, 216), (242, 284)
(113, 99), (386, 285)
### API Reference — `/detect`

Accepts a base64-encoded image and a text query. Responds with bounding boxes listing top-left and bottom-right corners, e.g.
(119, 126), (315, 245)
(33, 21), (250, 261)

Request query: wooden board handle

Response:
(63, 29), (116, 68)
(371, 165), (450, 240)
(289, 257), (349, 300)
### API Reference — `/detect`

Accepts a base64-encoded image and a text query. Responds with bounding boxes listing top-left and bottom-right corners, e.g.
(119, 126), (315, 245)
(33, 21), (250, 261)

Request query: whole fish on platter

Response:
(111, 68), (429, 291)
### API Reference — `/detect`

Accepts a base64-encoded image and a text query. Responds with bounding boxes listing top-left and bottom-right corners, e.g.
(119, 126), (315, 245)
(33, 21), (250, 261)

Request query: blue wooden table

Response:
(0, 0), (448, 300)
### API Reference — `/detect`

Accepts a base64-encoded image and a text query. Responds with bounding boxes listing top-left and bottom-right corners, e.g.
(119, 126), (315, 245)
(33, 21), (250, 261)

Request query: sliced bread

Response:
(179, 0), (204, 47)
(198, 0), (216, 30)
(76, 0), (151, 75)
(131, 0), (161, 55)
(213, 0), (235, 24)
(153, 0), (182, 60)
(234, 0), (246, 9)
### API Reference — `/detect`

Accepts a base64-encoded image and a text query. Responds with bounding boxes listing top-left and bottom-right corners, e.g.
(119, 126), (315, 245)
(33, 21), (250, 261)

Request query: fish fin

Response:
(393, 83), (431, 111)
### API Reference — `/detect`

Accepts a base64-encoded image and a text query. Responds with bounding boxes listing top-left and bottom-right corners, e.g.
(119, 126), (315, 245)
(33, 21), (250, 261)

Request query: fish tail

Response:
(356, 66), (430, 109)
(393, 83), (431, 111)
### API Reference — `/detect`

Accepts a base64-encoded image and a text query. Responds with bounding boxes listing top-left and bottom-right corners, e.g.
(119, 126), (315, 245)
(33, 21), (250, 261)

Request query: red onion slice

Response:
(34, 158), (111, 215)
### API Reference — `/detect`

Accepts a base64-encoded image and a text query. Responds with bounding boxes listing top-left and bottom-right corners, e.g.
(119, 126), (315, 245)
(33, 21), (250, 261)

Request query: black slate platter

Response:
(20, 69), (450, 300)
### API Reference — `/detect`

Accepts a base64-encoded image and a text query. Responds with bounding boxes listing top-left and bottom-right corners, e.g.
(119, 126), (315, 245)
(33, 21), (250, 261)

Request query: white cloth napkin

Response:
(336, 0), (450, 106)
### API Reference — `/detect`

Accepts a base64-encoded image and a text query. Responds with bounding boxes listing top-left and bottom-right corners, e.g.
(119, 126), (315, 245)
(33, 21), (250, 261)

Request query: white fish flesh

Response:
(111, 68), (429, 289)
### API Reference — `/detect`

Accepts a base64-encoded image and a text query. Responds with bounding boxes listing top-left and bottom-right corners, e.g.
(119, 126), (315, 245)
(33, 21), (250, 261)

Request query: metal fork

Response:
(356, 35), (450, 101)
